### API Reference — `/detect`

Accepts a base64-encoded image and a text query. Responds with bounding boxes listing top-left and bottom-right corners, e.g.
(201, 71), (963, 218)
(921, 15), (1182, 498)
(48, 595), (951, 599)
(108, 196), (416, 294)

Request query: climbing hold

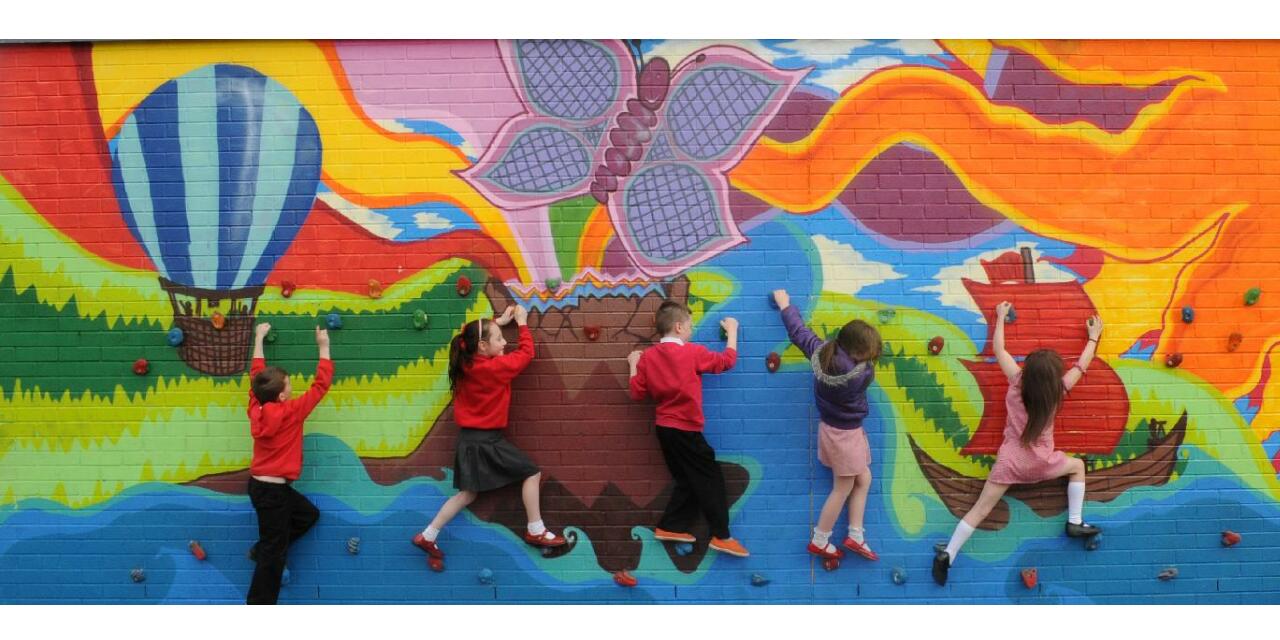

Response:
(822, 557), (840, 572)
(1165, 353), (1183, 368)
(1005, 305), (1017, 324)
(1228, 332), (1244, 352)
(427, 557), (444, 572)
(188, 540), (207, 561)
(1181, 306), (1194, 323)
(877, 308), (896, 324)
(584, 325), (601, 341)
(166, 327), (184, 347)
(264, 329), (277, 344)
(1020, 568), (1038, 589)
(326, 313), (343, 330)
(456, 276), (473, 297)
(768, 294), (779, 309)
(613, 570), (638, 587)
(347, 537), (361, 555)
(133, 358), (150, 376)
(368, 279), (383, 299)
(1245, 287), (1262, 306)
(477, 568), (494, 585)
(210, 311), (226, 330)
(673, 542), (694, 556)
(130, 568), (145, 583)
(1157, 566), (1178, 581)
(280, 281), (297, 298)
(545, 277), (562, 291)
(891, 567), (907, 585)
(750, 573), (771, 587)
(413, 309), (429, 330)
(766, 352), (781, 373)
(1222, 530), (1242, 547)
(928, 336), (945, 355)
(281, 566), (291, 586)
(1085, 534), (1101, 551)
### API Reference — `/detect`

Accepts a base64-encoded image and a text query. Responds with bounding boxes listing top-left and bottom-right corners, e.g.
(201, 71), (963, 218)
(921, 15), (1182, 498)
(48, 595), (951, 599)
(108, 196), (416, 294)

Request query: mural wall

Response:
(1, 39), (1278, 603)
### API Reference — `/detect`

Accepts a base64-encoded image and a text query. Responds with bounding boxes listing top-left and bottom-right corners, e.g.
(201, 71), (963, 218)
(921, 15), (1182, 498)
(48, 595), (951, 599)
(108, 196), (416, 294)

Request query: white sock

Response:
(1067, 482), (1085, 525)
(422, 525), (440, 542)
(811, 529), (834, 552)
(527, 519), (547, 536)
(848, 526), (865, 544)
(944, 520), (975, 565)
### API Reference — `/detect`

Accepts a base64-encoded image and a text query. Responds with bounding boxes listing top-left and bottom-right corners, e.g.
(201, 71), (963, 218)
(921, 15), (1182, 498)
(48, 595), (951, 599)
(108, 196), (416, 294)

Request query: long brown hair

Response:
(1020, 349), (1066, 445)
(818, 319), (882, 375)
(448, 318), (490, 390)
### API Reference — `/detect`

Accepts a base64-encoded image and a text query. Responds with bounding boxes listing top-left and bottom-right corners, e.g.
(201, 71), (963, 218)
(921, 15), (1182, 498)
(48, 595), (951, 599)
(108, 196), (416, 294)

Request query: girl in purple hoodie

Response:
(774, 289), (883, 562)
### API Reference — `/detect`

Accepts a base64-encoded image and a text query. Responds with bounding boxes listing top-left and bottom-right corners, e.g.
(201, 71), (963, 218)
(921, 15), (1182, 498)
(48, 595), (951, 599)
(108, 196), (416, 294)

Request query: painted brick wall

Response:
(1, 39), (1278, 603)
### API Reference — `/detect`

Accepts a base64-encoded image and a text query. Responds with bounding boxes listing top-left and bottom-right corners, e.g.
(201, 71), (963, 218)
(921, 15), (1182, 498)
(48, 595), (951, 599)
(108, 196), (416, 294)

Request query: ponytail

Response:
(819, 319), (882, 375)
(448, 318), (487, 389)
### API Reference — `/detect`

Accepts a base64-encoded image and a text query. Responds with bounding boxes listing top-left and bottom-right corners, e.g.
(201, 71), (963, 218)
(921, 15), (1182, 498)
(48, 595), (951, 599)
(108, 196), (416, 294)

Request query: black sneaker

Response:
(932, 546), (951, 586)
(1065, 522), (1103, 538)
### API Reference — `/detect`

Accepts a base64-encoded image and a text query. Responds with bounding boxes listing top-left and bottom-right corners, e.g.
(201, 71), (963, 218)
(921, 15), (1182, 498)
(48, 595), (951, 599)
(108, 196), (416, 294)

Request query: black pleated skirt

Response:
(452, 427), (540, 492)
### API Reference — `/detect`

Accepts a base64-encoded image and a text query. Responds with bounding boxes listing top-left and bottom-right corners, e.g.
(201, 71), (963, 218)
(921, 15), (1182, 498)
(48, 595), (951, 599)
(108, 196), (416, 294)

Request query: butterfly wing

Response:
(459, 40), (636, 210)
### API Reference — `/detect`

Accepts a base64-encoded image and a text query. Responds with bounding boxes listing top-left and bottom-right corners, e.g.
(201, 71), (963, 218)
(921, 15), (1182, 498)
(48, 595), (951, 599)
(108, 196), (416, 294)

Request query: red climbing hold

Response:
(210, 311), (226, 330)
(368, 279), (383, 299)
(133, 358), (150, 376)
(1021, 568), (1038, 589)
(456, 276), (473, 297)
(188, 540), (207, 561)
(280, 281), (297, 298)
(928, 336), (944, 355)
(1228, 332), (1243, 352)
(822, 557), (840, 571)
(766, 352), (781, 373)
(1222, 530), (1242, 547)
(427, 557), (445, 572)
(1165, 353), (1183, 368)
(584, 325), (601, 341)
(613, 570), (638, 587)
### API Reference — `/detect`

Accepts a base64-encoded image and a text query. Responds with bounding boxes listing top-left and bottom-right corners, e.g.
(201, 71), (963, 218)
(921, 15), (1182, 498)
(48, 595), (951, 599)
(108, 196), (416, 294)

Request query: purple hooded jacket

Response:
(781, 305), (875, 430)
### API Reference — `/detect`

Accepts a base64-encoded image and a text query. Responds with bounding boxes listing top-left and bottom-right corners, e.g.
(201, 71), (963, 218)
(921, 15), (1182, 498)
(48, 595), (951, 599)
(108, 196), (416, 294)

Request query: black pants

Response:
(655, 426), (731, 540)
(246, 478), (319, 605)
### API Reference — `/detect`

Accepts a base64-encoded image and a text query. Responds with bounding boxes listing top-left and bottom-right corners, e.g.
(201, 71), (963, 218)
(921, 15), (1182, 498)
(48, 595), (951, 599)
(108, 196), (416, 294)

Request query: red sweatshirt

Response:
(453, 325), (534, 429)
(629, 338), (737, 432)
(248, 357), (335, 480)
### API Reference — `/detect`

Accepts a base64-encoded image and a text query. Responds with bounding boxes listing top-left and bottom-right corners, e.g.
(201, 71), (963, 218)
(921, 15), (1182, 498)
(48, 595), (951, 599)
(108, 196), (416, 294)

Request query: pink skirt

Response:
(987, 440), (1070, 485)
(817, 421), (871, 476)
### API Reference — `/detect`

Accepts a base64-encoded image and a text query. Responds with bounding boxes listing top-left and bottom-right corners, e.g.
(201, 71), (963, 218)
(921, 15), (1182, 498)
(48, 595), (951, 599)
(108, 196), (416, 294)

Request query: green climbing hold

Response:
(545, 277), (562, 291)
(1245, 287), (1262, 306)
(413, 309), (429, 330)
(877, 308), (896, 324)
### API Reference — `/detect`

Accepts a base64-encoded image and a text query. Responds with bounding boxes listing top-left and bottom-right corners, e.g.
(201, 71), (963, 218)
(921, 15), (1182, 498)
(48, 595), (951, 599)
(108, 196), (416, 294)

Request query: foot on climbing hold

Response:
(456, 276), (473, 297)
(1085, 534), (1101, 551)
(1065, 522), (1103, 538)
(613, 570), (638, 587)
(891, 567), (907, 585)
(133, 358), (150, 376)
(673, 542), (694, 556)
(766, 352), (781, 373)
(1222, 530), (1242, 547)
(932, 547), (951, 586)
(1181, 306), (1195, 323)
(326, 313), (343, 330)
(1021, 568), (1038, 589)
(1164, 353), (1183, 368)
(428, 557), (445, 572)
(188, 540), (207, 561)
(1245, 287), (1262, 306)
(413, 309), (429, 330)
(750, 573), (771, 587)
(130, 568), (145, 583)
(928, 336), (944, 355)
(477, 568), (494, 585)
(167, 327), (184, 347)
(1157, 566), (1178, 581)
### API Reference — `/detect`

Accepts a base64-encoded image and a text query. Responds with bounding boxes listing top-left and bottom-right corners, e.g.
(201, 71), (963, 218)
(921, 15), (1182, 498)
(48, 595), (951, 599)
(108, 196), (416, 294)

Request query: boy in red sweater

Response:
(245, 322), (334, 605)
(628, 301), (748, 557)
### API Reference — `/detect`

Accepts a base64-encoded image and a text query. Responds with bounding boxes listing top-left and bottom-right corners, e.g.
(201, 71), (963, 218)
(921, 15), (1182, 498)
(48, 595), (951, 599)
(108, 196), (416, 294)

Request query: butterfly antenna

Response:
(672, 53), (707, 75)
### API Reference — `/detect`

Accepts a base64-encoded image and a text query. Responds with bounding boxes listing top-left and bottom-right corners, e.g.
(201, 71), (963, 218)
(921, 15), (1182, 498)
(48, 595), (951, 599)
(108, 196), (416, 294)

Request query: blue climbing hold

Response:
(674, 542), (694, 556)
(891, 567), (907, 585)
(130, 568), (145, 583)
(1182, 306), (1194, 323)
(166, 327), (184, 347)
(1005, 305), (1017, 324)
(281, 566), (291, 586)
(478, 568), (495, 585)
(326, 313), (342, 330)
(750, 573), (770, 587)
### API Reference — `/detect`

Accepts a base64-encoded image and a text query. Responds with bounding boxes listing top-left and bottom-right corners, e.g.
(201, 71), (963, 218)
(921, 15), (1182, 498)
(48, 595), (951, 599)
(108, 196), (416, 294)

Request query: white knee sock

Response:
(1067, 482), (1085, 525)
(421, 525), (440, 542)
(527, 519), (546, 536)
(944, 520), (975, 565)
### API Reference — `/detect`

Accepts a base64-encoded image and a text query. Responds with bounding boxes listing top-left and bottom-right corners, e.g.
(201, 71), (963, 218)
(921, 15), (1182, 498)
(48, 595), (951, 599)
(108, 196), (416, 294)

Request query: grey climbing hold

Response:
(478, 568), (495, 585)
(1085, 534), (1101, 551)
(1157, 566), (1178, 581)
(347, 537), (361, 555)
(674, 542), (694, 556)
(130, 568), (145, 583)
(891, 567), (907, 585)
(750, 573), (770, 587)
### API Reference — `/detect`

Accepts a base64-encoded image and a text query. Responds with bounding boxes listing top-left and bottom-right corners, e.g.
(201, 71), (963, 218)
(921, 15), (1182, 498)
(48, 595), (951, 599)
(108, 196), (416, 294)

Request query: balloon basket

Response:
(160, 278), (264, 376)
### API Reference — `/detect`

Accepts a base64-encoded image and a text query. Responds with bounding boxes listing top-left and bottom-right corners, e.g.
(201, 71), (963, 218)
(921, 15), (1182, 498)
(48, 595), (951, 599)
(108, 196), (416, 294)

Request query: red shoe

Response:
(524, 529), (567, 548)
(411, 533), (444, 559)
(653, 528), (696, 543)
(807, 542), (844, 560)
(709, 537), (750, 557)
(842, 537), (879, 561)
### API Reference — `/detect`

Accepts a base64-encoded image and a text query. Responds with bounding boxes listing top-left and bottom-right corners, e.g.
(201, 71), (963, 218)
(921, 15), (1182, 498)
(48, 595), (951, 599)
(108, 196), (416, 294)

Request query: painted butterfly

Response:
(458, 40), (808, 277)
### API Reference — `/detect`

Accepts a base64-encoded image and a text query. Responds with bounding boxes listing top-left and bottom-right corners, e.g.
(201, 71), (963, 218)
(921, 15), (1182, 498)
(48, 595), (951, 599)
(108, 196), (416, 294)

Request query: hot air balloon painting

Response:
(109, 64), (323, 375)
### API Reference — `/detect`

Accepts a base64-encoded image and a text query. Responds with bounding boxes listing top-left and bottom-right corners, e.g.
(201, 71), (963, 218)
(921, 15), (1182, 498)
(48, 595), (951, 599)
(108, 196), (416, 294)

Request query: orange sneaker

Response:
(709, 537), (750, 557)
(411, 533), (444, 559)
(653, 528), (696, 543)
(841, 537), (879, 561)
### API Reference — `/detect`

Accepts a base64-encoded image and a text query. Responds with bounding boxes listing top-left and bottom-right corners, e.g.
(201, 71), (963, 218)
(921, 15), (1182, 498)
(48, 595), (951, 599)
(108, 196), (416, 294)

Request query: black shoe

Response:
(932, 547), (951, 586)
(1065, 522), (1102, 538)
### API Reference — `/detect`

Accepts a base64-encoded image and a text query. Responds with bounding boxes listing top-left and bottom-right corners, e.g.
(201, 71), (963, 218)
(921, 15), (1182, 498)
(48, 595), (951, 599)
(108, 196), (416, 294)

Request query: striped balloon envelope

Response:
(109, 64), (322, 293)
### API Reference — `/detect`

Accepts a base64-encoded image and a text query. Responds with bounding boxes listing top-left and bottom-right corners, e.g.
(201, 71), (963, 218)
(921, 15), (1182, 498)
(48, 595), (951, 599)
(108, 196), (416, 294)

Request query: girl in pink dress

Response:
(932, 301), (1104, 586)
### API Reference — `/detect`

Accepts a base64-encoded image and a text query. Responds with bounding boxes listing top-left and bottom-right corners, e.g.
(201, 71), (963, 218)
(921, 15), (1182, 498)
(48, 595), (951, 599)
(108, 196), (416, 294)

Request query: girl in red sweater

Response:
(412, 303), (566, 562)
